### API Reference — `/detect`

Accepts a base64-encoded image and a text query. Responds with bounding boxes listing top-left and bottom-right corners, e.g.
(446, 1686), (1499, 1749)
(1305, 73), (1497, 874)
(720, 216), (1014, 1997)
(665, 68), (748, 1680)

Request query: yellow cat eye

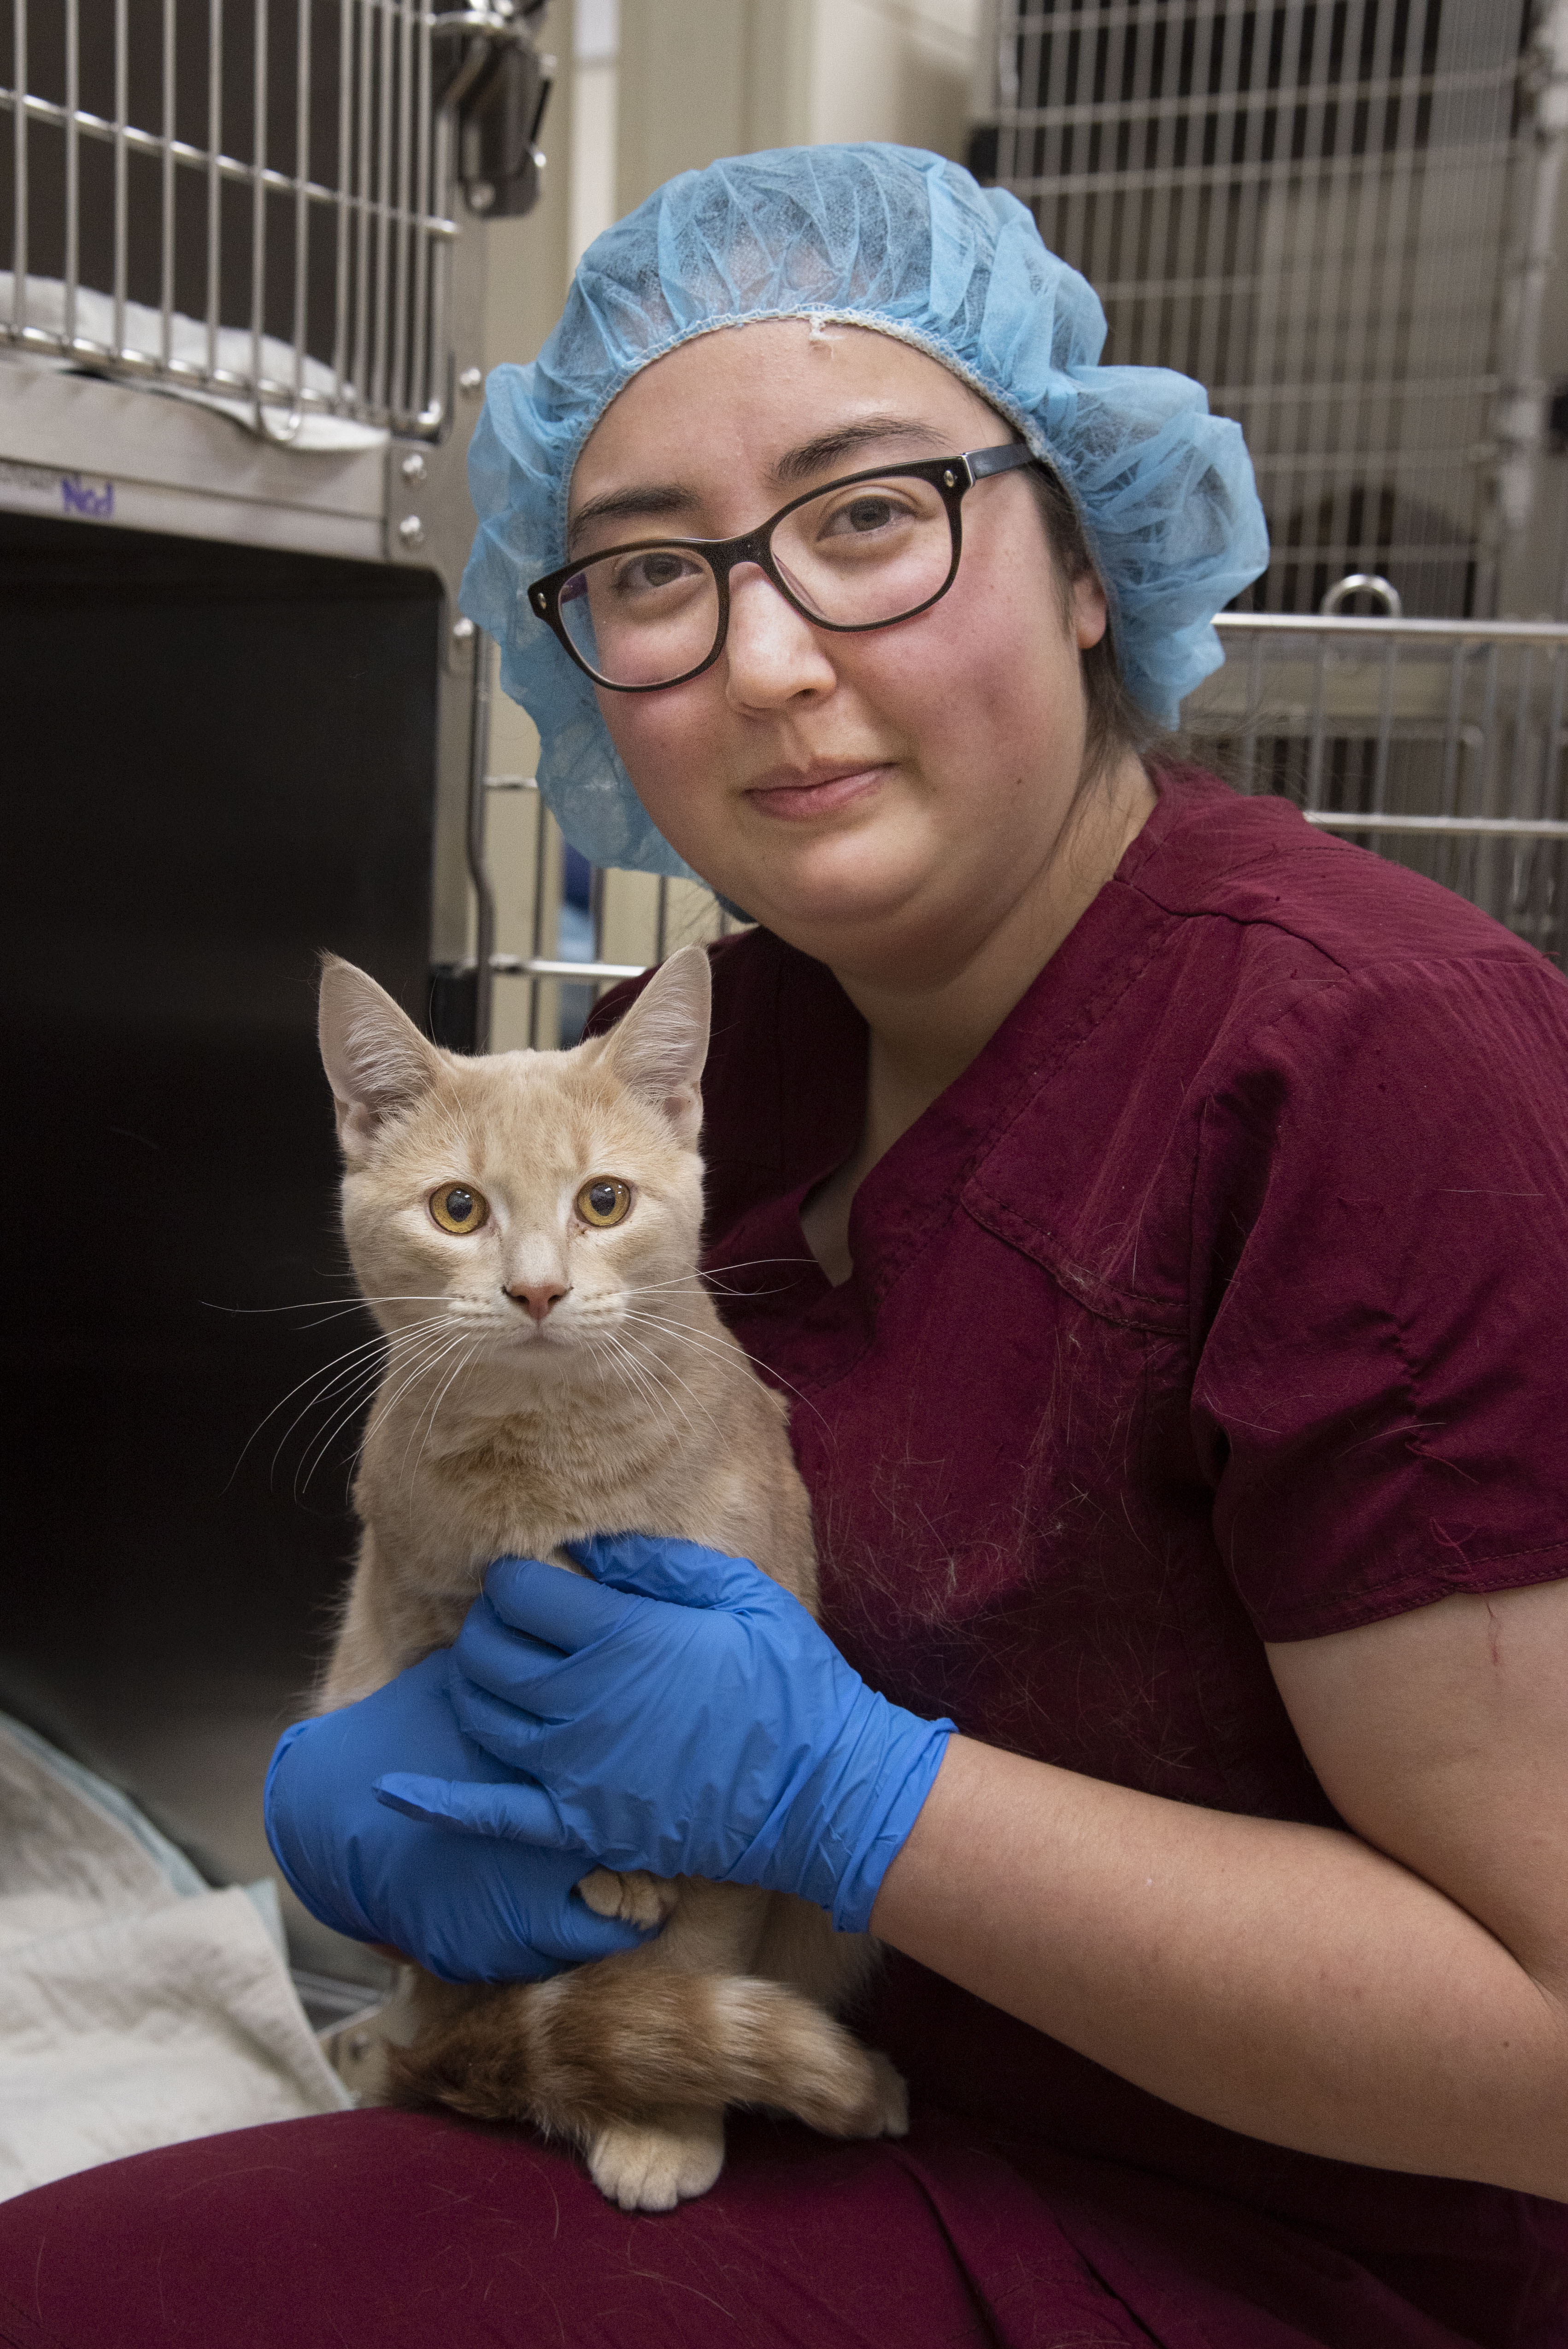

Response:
(575, 1177), (632, 1229)
(429, 1182), (489, 1236)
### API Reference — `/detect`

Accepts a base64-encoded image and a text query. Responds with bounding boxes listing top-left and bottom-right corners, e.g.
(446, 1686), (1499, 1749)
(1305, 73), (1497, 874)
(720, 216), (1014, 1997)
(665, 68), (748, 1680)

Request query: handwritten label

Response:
(60, 472), (114, 519)
(0, 461), (116, 521)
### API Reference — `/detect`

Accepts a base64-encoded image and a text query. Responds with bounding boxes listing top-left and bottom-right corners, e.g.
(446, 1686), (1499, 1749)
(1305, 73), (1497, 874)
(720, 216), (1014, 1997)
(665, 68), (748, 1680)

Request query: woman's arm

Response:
(869, 1576), (1568, 2199)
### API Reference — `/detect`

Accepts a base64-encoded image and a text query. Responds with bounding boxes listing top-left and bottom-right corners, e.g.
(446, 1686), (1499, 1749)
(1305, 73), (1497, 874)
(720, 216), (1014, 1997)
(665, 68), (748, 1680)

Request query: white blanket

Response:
(0, 1711), (350, 2202)
(0, 274), (390, 452)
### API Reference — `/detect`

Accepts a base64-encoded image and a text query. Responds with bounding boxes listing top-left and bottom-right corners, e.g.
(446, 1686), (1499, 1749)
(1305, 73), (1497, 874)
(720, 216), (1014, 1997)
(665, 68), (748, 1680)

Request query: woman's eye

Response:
(821, 493), (905, 540)
(575, 1178), (632, 1228)
(613, 550), (700, 595)
(429, 1183), (489, 1235)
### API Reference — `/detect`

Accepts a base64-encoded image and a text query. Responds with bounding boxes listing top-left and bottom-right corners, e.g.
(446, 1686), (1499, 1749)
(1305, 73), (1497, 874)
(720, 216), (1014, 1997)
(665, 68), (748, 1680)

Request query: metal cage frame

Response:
(0, 1), (554, 997)
(976, 0), (1568, 622)
(2, 0), (553, 441)
(465, 610), (1568, 1054)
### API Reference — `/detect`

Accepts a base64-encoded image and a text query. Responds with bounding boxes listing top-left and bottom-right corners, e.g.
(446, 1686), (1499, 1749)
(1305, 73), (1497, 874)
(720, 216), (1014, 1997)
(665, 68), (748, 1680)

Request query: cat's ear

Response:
(601, 943), (711, 1146)
(318, 955), (442, 1163)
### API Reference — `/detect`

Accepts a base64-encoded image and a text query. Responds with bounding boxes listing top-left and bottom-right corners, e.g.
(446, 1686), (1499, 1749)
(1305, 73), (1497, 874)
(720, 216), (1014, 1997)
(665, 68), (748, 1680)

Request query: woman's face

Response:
(569, 321), (1114, 982)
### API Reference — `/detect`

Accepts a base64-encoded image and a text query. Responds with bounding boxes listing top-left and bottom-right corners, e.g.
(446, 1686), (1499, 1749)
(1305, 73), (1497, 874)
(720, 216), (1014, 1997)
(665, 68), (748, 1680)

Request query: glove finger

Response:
(373, 1773), (578, 1849)
(452, 1594), (590, 1710)
(573, 1530), (764, 1611)
(447, 1675), (563, 1761)
(479, 1558), (637, 1652)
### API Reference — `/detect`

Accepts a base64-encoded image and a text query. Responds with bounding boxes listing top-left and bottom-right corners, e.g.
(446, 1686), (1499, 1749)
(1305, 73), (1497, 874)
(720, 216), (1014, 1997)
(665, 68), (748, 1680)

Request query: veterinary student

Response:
(2, 144), (1563, 2349)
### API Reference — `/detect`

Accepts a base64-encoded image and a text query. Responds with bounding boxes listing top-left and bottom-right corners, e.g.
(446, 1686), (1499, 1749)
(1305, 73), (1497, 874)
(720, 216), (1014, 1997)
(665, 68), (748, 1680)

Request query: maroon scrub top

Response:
(1, 767), (1563, 2349)
(638, 763), (1568, 2330)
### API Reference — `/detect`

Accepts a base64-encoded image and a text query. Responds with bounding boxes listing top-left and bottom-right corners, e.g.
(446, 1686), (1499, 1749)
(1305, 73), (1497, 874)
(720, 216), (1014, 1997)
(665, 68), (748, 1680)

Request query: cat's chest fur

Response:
(325, 1362), (815, 1707)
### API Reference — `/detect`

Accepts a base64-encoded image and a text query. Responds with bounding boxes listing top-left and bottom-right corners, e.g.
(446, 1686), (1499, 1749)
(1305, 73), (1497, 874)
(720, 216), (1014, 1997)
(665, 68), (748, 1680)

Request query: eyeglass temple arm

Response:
(963, 442), (1043, 483)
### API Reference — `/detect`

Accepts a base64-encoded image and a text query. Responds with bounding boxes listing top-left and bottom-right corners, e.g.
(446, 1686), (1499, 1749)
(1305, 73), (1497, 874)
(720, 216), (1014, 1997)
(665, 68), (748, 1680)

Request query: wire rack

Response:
(982, 0), (1555, 617)
(0, 0), (461, 438)
(468, 612), (1568, 1050)
(1188, 612), (1568, 953)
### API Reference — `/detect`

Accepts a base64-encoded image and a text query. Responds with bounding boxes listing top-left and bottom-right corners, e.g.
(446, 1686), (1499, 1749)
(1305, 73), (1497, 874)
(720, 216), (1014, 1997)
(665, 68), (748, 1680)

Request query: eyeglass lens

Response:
(555, 471), (955, 687)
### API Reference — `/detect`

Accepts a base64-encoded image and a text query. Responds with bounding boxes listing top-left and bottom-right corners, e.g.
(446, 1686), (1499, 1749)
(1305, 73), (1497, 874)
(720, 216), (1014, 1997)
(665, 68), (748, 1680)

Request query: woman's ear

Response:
(318, 955), (443, 1164)
(600, 943), (711, 1146)
(1073, 569), (1110, 650)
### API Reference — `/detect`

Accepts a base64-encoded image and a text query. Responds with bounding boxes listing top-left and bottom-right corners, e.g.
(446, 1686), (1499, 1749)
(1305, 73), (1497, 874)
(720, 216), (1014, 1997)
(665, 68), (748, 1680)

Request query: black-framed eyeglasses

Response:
(526, 441), (1041, 693)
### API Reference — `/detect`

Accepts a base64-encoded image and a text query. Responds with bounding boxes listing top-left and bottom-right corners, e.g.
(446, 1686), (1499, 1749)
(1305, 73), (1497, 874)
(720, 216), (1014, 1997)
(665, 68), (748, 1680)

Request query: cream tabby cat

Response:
(314, 944), (906, 2211)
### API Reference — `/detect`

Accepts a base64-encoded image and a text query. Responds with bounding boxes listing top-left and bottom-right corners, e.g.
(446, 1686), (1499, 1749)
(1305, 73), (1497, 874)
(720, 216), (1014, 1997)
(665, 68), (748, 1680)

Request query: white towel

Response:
(0, 1712), (350, 2203)
(0, 274), (391, 453)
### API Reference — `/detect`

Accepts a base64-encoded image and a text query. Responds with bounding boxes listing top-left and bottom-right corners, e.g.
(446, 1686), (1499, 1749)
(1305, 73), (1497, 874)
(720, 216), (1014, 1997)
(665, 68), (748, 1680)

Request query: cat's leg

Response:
(585, 2105), (726, 2212)
(752, 1895), (909, 2138)
(391, 1943), (902, 2150)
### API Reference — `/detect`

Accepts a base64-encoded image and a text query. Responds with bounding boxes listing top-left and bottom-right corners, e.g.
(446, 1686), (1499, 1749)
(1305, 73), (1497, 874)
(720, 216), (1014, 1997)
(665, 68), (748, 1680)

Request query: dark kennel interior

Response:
(2, 511), (442, 1716)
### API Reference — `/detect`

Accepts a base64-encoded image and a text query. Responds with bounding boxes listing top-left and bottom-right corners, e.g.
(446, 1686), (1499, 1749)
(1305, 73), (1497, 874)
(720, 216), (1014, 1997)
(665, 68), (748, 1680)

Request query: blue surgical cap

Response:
(461, 142), (1269, 879)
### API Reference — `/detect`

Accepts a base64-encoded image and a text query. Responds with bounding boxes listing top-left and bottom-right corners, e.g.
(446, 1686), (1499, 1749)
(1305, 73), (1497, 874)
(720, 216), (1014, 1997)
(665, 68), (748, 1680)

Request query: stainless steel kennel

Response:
(1, 0), (552, 995)
(468, 614), (1568, 1052)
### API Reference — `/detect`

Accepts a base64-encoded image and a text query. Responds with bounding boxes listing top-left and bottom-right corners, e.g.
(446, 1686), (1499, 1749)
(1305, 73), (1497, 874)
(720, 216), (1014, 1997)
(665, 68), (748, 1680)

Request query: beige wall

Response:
(474, 0), (982, 1042)
(617, 0), (979, 215)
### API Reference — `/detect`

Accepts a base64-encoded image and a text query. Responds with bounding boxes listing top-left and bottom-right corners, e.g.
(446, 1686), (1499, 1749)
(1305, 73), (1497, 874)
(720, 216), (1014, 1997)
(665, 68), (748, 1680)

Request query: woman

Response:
(2, 146), (1564, 2349)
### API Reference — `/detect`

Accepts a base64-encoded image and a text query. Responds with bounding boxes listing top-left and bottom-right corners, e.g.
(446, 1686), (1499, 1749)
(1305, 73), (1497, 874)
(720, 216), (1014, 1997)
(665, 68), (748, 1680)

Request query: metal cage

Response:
(467, 611), (1568, 1054)
(1, 1), (547, 441)
(1186, 612), (1568, 957)
(974, 0), (1568, 621)
(0, 2), (555, 1000)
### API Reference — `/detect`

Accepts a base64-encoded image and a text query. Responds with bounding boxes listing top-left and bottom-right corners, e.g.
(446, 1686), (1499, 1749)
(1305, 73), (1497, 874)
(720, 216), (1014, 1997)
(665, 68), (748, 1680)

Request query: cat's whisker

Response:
(296, 1315), (468, 1476)
(598, 1324), (681, 1412)
(618, 1309), (829, 1431)
(616, 1310), (760, 1381)
(587, 1320), (687, 1419)
(281, 1313), (458, 1453)
(206, 1292), (456, 1327)
(229, 1315), (455, 1490)
(312, 1343), (460, 1503)
(369, 1327), (477, 1448)
(624, 1256), (815, 1299)
(611, 1327), (727, 1444)
(596, 1330), (703, 1443)
(293, 1335), (448, 1491)
(408, 1339), (485, 1489)
(388, 1332), (486, 1502)
(294, 1322), (461, 1496)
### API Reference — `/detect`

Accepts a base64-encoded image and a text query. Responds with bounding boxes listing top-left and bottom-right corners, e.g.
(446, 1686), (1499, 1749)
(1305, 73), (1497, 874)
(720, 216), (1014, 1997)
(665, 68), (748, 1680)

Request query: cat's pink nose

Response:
(506, 1280), (571, 1324)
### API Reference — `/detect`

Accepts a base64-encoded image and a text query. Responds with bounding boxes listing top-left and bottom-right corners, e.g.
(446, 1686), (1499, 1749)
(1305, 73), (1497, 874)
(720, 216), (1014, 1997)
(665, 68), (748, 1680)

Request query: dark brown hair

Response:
(1027, 461), (1162, 787)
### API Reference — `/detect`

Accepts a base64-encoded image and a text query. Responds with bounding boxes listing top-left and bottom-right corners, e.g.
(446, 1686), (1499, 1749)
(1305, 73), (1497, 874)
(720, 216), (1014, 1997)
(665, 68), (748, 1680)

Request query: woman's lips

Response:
(744, 763), (891, 822)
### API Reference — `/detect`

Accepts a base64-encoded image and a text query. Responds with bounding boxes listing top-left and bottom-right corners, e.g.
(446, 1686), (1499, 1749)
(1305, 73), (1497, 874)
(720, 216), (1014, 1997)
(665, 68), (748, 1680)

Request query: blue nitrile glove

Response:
(373, 1534), (954, 1935)
(264, 1649), (655, 1984)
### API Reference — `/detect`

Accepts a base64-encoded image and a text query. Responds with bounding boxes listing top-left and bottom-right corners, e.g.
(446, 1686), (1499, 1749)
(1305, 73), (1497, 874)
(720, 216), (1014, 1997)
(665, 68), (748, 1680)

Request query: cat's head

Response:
(317, 945), (712, 1378)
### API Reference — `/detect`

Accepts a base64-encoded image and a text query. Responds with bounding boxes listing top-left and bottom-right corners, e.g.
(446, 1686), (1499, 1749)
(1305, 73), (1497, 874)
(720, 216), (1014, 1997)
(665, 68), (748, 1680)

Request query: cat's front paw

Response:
(866, 2049), (910, 2138)
(576, 1867), (681, 1928)
(586, 2108), (725, 2211)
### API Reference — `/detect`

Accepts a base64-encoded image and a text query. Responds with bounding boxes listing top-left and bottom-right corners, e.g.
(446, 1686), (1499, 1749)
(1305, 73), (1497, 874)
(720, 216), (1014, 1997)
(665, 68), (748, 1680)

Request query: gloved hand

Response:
(374, 1534), (953, 1934)
(264, 1650), (655, 1984)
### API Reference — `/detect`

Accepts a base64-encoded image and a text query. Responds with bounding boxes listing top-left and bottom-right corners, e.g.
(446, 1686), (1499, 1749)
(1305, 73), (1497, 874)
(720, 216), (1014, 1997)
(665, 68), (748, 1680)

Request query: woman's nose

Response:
(722, 564), (837, 710)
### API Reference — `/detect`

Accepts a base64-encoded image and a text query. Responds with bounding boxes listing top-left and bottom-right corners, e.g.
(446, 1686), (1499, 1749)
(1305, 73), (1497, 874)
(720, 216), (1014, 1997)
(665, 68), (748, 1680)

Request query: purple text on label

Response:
(60, 475), (114, 520)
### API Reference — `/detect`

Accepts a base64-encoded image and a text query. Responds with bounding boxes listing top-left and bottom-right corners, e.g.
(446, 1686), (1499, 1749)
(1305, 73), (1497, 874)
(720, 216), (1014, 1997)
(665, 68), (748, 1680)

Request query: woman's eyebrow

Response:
(771, 416), (951, 485)
(568, 483), (695, 551)
(567, 418), (957, 552)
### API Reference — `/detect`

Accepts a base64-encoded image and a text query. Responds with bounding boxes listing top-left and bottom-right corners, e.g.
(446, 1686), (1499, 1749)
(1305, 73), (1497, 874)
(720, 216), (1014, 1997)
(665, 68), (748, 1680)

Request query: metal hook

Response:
(1319, 572), (1404, 617)
(253, 393), (306, 447)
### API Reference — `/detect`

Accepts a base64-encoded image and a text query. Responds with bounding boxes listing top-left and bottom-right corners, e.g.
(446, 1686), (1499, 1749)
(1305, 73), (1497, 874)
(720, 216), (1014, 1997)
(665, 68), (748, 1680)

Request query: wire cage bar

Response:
(981, 0), (1563, 619)
(0, 0), (462, 438)
(1184, 612), (1568, 957)
(469, 613), (1568, 1051)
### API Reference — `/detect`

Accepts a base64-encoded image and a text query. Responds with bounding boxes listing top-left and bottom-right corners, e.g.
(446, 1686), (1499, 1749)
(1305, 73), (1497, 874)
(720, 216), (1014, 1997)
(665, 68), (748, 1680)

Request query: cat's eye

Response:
(429, 1183), (489, 1236)
(575, 1177), (632, 1229)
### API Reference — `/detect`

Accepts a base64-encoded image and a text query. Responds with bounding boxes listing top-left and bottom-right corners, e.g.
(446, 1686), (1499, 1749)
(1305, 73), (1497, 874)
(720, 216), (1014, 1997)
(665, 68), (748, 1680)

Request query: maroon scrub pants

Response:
(0, 2105), (1533, 2349)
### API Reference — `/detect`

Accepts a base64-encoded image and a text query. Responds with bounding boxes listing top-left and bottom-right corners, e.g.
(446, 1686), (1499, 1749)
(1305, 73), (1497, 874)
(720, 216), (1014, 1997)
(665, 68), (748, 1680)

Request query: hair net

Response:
(461, 142), (1269, 880)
